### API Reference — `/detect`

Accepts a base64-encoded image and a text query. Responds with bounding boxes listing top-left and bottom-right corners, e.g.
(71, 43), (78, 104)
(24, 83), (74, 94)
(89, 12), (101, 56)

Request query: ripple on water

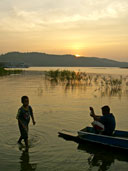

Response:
(4, 128), (51, 154)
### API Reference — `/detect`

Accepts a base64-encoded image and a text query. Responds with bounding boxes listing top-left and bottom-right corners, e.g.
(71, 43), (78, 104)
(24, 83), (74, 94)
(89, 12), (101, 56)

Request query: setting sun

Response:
(75, 54), (81, 57)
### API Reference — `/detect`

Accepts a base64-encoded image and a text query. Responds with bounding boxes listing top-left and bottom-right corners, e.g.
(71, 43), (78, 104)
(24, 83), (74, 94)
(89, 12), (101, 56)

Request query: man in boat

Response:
(90, 106), (116, 136)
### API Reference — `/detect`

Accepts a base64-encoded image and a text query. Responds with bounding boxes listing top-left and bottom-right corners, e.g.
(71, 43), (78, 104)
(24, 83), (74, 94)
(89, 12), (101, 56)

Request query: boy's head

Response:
(101, 105), (110, 115)
(21, 96), (29, 107)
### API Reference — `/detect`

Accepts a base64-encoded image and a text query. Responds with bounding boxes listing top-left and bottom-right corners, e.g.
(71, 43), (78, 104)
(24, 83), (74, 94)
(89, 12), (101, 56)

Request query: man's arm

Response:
(90, 107), (101, 121)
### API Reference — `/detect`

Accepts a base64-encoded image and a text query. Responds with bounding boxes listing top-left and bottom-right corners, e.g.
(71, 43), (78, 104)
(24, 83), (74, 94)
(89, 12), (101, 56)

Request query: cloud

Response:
(0, 7), (47, 32)
(0, 0), (128, 32)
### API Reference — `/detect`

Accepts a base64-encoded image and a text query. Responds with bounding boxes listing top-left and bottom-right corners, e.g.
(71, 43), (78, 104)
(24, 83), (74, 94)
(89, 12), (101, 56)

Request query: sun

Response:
(75, 54), (81, 57)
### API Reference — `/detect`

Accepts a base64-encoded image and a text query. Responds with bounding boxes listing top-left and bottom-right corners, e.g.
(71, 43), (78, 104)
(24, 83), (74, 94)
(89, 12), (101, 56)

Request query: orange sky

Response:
(0, 0), (128, 62)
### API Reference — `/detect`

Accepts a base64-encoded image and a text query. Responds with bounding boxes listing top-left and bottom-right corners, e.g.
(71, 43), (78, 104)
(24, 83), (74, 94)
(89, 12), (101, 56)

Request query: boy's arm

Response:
(16, 109), (21, 120)
(18, 119), (28, 131)
(16, 109), (27, 131)
(29, 106), (36, 125)
(31, 114), (36, 125)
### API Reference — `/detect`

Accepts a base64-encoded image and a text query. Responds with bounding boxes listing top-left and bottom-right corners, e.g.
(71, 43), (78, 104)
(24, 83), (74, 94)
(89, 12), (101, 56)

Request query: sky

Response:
(0, 0), (128, 61)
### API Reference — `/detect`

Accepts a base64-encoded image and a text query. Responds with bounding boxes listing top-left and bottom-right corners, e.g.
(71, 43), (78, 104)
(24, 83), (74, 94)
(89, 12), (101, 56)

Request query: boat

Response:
(78, 126), (128, 150)
(58, 126), (128, 151)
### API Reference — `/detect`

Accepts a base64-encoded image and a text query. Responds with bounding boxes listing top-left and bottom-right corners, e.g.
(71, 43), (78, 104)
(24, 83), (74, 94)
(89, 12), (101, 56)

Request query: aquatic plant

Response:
(45, 70), (84, 82)
(44, 70), (128, 97)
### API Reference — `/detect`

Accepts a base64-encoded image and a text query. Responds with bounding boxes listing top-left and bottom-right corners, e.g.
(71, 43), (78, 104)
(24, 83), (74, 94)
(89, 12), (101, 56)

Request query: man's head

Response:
(21, 96), (29, 107)
(101, 105), (110, 115)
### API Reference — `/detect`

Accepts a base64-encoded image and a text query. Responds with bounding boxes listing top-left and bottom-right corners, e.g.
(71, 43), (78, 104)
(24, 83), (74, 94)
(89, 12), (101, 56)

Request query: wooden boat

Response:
(58, 128), (128, 163)
(78, 127), (128, 150)
(58, 126), (128, 151)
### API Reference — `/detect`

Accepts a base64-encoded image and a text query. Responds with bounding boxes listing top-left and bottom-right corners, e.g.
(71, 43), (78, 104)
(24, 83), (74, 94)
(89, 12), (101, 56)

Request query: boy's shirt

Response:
(16, 105), (33, 125)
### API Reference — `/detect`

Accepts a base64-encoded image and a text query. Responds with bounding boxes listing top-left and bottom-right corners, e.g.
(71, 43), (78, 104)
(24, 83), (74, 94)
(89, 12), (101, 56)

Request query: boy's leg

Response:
(18, 121), (24, 144)
(18, 136), (22, 144)
(24, 138), (28, 148)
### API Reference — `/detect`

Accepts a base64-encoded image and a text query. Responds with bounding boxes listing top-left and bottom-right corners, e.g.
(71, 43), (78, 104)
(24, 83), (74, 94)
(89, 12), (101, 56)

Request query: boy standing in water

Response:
(16, 96), (36, 148)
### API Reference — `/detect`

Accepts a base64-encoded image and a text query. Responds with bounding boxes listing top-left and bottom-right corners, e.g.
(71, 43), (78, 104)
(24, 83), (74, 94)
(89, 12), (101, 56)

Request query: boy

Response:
(16, 96), (36, 148)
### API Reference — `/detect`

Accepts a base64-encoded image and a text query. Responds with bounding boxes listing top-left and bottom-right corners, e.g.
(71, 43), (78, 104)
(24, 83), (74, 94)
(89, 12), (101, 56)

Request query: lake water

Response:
(0, 67), (128, 171)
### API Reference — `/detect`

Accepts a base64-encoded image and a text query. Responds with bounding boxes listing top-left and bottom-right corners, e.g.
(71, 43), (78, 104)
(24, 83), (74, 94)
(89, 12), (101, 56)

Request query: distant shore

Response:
(120, 67), (128, 69)
(0, 67), (22, 76)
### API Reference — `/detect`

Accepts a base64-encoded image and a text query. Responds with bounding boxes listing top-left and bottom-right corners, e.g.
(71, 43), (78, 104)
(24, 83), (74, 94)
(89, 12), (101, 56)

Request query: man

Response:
(90, 105), (116, 135)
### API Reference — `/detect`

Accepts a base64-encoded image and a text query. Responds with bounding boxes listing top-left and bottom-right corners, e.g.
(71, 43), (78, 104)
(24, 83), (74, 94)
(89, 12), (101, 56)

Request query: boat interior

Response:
(80, 127), (128, 138)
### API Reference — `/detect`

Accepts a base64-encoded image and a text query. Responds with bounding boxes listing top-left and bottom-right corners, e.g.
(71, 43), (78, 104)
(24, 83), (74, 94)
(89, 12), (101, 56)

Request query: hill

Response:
(0, 52), (128, 67)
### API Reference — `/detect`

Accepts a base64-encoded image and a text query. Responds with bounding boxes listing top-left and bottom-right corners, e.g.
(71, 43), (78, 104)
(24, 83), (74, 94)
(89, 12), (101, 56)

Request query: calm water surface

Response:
(0, 67), (128, 171)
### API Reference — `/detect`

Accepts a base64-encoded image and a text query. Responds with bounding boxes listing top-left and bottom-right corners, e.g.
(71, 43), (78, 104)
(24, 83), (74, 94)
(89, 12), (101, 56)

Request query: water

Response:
(0, 67), (128, 171)
(25, 66), (128, 76)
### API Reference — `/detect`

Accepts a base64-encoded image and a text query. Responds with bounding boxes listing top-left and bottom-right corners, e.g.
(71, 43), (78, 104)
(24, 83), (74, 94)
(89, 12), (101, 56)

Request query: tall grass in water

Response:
(45, 70), (83, 82)
(45, 70), (128, 97)
(0, 67), (22, 76)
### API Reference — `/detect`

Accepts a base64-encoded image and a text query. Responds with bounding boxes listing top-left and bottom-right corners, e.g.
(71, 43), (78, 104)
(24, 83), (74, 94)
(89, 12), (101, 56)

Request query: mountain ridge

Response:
(0, 52), (128, 67)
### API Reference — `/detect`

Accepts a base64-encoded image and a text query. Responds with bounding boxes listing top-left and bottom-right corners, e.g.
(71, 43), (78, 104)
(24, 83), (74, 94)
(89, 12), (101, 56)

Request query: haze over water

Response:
(0, 67), (128, 171)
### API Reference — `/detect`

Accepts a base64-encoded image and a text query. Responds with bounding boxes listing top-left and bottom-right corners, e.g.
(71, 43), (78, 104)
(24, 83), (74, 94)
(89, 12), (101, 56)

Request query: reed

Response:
(45, 70), (128, 96)
(45, 70), (84, 82)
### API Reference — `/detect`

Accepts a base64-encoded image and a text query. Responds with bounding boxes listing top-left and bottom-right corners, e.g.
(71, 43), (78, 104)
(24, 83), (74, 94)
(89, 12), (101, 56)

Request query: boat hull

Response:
(78, 127), (128, 150)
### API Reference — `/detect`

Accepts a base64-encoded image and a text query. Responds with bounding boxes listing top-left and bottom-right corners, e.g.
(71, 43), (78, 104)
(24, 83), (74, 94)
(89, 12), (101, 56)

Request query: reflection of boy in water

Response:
(90, 106), (116, 135)
(16, 96), (36, 148)
(20, 150), (37, 171)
